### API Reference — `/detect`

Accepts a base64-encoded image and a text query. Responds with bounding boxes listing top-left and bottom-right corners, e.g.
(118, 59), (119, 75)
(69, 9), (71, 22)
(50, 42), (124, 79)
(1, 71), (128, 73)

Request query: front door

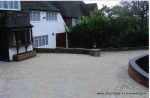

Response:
(56, 33), (66, 47)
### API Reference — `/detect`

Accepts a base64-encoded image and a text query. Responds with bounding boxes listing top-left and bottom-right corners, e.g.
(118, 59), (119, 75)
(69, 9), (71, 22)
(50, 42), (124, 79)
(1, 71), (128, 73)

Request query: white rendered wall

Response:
(30, 11), (66, 48)
(9, 45), (33, 61)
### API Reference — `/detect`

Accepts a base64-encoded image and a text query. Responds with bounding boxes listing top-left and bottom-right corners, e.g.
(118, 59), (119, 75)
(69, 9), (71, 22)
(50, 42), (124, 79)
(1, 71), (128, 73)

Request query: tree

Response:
(68, 1), (149, 48)
(120, 1), (149, 46)
(120, 1), (149, 31)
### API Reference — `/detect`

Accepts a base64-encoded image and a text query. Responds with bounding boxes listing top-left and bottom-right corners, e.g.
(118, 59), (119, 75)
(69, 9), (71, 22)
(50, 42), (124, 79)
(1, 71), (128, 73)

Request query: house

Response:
(22, 1), (66, 48)
(0, 1), (97, 61)
(22, 1), (97, 48)
(0, 1), (35, 61)
(50, 1), (98, 28)
(50, 1), (98, 47)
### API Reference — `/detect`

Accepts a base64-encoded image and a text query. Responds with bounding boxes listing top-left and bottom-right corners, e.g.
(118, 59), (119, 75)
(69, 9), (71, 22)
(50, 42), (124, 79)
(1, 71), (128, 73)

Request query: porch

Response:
(8, 28), (35, 61)
(8, 28), (33, 53)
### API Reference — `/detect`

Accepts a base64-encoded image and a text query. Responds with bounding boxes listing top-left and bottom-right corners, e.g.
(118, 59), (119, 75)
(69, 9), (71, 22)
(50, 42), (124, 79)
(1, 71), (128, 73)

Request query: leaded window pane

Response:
(14, 1), (18, 9)
(3, 1), (8, 8)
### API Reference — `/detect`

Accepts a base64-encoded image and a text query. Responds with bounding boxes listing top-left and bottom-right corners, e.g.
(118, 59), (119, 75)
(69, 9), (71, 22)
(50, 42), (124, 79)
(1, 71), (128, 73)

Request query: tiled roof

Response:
(0, 1), (97, 28)
(0, 10), (32, 28)
(80, 3), (98, 15)
(5, 11), (32, 28)
(0, 1), (60, 28)
(22, 1), (60, 12)
(50, 1), (98, 17)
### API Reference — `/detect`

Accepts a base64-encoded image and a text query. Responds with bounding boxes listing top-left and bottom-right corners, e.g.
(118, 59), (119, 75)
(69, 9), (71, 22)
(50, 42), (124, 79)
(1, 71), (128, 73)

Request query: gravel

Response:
(0, 50), (148, 98)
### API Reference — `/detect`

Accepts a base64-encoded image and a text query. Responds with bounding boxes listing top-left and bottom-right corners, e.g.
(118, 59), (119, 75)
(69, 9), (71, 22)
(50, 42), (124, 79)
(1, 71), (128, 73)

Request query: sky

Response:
(84, 1), (120, 9)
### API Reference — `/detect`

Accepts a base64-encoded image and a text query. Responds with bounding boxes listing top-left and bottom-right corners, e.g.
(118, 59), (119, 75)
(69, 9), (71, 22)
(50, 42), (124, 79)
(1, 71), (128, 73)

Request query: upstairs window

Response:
(0, 1), (20, 10)
(46, 12), (57, 21)
(72, 18), (77, 27)
(30, 11), (40, 21)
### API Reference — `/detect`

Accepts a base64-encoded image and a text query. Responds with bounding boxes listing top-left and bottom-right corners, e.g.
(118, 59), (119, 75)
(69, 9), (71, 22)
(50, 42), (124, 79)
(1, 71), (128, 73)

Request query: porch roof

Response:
(5, 12), (32, 28)
(5, 11), (32, 28)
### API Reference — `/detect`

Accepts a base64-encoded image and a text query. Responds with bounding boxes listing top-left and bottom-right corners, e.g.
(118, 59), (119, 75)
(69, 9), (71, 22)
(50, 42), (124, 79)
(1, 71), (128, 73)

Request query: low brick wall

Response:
(34, 48), (91, 54)
(13, 51), (36, 61)
(128, 54), (149, 88)
(101, 46), (148, 51)
(128, 65), (149, 88)
(34, 46), (148, 54)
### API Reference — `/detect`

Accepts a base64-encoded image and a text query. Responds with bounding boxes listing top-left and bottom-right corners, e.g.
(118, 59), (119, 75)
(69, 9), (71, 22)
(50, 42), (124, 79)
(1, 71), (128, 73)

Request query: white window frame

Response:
(30, 11), (41, 22)
(72, 18), (77, 27)
(34, 37), (39, 48)
(46, 11), (57, 21)
(33, 35), (48, 48)
(0, 1), (21, 11)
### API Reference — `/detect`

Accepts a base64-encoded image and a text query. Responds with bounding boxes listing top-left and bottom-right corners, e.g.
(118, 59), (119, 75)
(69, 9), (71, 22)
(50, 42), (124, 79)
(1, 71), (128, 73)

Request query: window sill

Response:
(46, 20), (57, 22)
(35, 45), (49, 48)
(30, 21), (41, 23)
(0, 7), (21, 11)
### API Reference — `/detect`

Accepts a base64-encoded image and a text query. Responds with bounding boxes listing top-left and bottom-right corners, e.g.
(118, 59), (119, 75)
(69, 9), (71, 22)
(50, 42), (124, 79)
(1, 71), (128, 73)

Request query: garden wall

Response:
(34, 48), (91, 54)
(34, 46), (148, 54)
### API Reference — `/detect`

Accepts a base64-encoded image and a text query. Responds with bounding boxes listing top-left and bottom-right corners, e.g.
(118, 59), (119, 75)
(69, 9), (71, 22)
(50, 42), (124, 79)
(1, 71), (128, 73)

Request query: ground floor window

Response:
(9, 31), (31, 47)
(9, 32), (16, 47)
(33, 35), (48, 47)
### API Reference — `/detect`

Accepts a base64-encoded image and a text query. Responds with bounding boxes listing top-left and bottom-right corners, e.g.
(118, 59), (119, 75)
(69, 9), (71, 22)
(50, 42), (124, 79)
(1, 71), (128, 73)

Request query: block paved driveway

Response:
(0, 50), (148, 98)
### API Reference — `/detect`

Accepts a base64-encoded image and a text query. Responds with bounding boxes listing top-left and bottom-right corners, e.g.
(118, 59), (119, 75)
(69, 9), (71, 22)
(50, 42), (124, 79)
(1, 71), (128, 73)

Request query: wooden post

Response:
(30, 28), (33, 43)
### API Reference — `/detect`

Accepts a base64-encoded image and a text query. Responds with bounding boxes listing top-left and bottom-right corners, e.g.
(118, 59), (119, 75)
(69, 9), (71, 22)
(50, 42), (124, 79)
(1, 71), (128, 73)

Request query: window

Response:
(0, 1), (20, 10)
(9, 1), (14, 9)
(42, 36), (46, 46)
(25, 31), (31, 43)
(4, 1), (8, 9)
(46, 12), (57, 21)
(34, 37), (39, 48)
(14, 1), (19, 9)
(30, 11), (40, 21)
(9, 31), (31, 47)
(72, 18), (77, 27)
(33, 35), (48, 47)
(45, 35), (48, 45)
(15, 32), (27, 45)
(9, 32), (16, 47)
(39, 37), (42, 46)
